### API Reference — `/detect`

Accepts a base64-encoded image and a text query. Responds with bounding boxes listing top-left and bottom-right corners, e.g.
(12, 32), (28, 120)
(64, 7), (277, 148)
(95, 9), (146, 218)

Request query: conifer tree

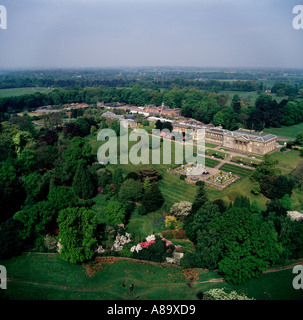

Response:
(72, 160), (94, 200)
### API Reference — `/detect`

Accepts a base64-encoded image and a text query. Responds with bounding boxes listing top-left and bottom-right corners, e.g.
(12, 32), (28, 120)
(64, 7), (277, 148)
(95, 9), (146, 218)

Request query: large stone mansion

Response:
(205, 128), (277, 156)
(102, 103), (278, 156)
(171, 122), (277, 156)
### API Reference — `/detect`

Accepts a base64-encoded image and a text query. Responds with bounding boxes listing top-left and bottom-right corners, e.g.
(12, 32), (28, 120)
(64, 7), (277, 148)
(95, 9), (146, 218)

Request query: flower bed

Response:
(207, 171), (235, 185)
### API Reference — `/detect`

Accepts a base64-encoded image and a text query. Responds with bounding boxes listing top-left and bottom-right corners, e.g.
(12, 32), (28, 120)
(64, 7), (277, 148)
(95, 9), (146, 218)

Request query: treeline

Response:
(1, 86), (303, 132)
(0, 72), (260, 91)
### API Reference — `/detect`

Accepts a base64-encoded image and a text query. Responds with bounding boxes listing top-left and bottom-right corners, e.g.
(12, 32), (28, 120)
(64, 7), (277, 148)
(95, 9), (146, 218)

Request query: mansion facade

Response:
(172, 123), (277, 156)
(205, 128), (277, 155)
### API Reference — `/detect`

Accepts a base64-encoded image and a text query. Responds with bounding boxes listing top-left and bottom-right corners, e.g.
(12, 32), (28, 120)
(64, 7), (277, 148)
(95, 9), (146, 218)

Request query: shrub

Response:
(202, 288), (255, 300)
(161, 229), (178, 239)
(170, 201), (192, 221)
(44, 234), (58, 252)
(136, 204), (147, 215)
(176, 228), (187, 239)
(180, 252), (199, 268)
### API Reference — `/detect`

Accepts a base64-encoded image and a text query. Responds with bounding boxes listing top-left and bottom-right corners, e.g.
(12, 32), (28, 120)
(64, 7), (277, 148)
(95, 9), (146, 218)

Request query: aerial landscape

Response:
(0, 0), (303, 311)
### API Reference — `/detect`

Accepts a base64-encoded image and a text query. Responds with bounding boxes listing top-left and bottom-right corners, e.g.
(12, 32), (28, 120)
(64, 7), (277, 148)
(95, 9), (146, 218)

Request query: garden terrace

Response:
(219, 163), (254, 177)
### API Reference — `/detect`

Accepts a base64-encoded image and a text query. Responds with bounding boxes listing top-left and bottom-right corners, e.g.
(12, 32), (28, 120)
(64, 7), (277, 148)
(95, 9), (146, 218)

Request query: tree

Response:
(75, 117), (90, 136)
(63, 122), (83, 138)
(250, 200), (261, 214)
(109, 120), (121, 136)
(280, 194), (292, 211)
(232, 94), (241, 114)
(15, 201), (56, 246)
(17, 149), (37, 174)
(195, 227), (223, 271)
(141, 183), (164, 213)
(295, 131), (303, 145)
(112, 168), (124, 191)
(105, 201), (127, 225)
(12, 131), (35, 154)
(125, 171), (139, 181)
(96, 167), (112, 188)
(23, 172), (44, 205)
(39, 129), (58, 146)
(260, 175), (294, 199)
(251, 154), (280, 183)
(213, 111), (225, 126)
(212, 199), (227, 213)
(143, 176), (152, 193)
(170, 201), (192, 221)
(185, 201), (220, 244)
(57, 207), (97, 264)
(0, 218), (24, 259)
(184, 182), (208, 228)
(233, 195), (250, 209)
(214, 207), (281, 284)
(292, 161), (303, 190)
(47, 180), (78, 212)
(72, 160), (95, 200)
(137, 167), (161, 184)
(119, 178), (143, 202)
(62, 136), (91, 174)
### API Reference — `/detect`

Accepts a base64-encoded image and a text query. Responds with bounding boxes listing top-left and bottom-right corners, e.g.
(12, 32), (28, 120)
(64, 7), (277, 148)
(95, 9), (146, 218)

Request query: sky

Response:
(0, 0), (303, 69)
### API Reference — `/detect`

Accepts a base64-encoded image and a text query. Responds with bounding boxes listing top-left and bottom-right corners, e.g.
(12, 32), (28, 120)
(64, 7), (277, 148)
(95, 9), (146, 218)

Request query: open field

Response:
(1, 253), (302, 300)
(221, 90), (300, 107)
(270, 150), (302, 172)
(264, 123), (303, 139)
(0, 87), (53, 98)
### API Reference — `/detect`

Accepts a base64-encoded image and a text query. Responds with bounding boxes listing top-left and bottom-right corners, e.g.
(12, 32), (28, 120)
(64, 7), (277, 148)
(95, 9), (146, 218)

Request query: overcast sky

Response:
(0, 0), (303, 69)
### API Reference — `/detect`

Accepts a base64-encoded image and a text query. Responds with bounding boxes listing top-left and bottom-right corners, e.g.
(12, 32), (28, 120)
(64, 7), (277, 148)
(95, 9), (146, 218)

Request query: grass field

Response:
(219, 163), (254, 177)
(232, 156), (261, 166)
(1, 253), (302, 300)
(221, 90), (296, 107)
(0, 87), (53, 98)
(205, 149), (229, 159)
(270, 150), (302, 172)
(264, 123), (303, 139)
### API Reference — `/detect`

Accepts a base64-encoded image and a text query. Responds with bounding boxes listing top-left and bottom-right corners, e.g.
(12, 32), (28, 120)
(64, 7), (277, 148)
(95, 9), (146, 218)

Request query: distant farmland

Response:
(0, 87), (53, 98)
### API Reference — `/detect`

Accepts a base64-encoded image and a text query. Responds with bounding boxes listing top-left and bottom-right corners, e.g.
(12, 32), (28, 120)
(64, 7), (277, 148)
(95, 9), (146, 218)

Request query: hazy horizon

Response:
(1, 0), (303, 69)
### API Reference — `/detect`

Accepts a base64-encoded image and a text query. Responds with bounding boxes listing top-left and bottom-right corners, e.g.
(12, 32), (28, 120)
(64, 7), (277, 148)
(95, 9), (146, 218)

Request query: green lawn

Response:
(1, 253), (301, 300)
(0, 253), (209, 300)
(270, 150), (302, 171)
(126, 211), (166, 239)
(204, 142), (219, 148)
(205, 149), (229, 159)
(264, 123), (303, 139)
(207, 176), (268, 210)
(219, 163), (254, 177)
(0, 87), (53, 98)
(232, 156), (261, 166)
